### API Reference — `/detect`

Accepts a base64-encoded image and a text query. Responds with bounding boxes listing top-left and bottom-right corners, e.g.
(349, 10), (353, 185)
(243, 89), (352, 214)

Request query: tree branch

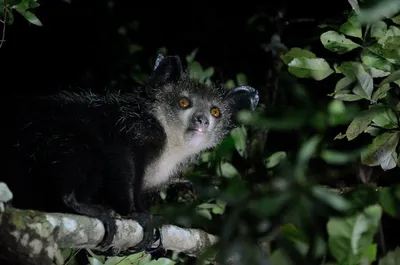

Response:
(0, 183), (218, 265)
(0, 0), (7, 49)
(0, 207), (218, 264)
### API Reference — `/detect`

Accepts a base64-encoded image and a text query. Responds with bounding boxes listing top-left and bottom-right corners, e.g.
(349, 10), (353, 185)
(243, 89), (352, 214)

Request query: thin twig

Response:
(379, 221), (387, 255)
(260, 8), (287, 150)
(0, 0), (7, 49)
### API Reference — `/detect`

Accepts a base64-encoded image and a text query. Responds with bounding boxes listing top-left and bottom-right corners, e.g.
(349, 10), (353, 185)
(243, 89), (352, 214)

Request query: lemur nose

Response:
(193, 113), (209, 126)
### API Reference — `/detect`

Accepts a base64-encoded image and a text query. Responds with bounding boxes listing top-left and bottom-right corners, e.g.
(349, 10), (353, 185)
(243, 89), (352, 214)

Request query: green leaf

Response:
(196, 209), (212, 220)
(372, 83), (391, 102)
(270, 249), (295, 265)
(367, 66), (390, 78)
(321, 149), (361, 165)
(390, 14), (400, 25)
(147, 258), (176, 265)
(327, 204), (382, 265)
(197, 202), (226, 215)
(103, 252), (152, 265)
(320, 30), (361, 54)
(358, 0), (400, 24)
(264, 151), (287, 168)
(333, 92), (363, 102)
(230, 126), (247, 157)
(212, 200), (226, 214)
(379, 69), (400, 86)
(370, 21), (387, 40)
(362, 244), (378, 265)
(328, 99), (346, 115)
(202, 67), (214, 81)
(186, 48), (198, 63)
(236, 73), (248, 86)
(12, 0), (29, 11)
(15, 9), (42, 26)
(217, 162), (240, 178)
(288, 57), (334, 81)
(346, 108), (384, 140)
(339, 12), (362, 38)
(378, 247), (400, 265)
(335, 76), (356, 92)
(352, 64), (374, 100)
(380, 151), (398, 171)
(280, 224), (308, 243)
(361, 48), (393, 72)
(334, 132), (347, 140)
(353, 83), (372, 100)
(225, 79), (236, 89)
(338, 62), (374, 100)
(372, 108), (398, 129)
(378, 25), (400, 46)
(188, 61), (203, 80)
(197, 203), (217, 209)
(5, 11), (15, 25)
(28, 0), (39, 9)
(298, 135), (320, 164)
(361, 131), (400, 169)
(61, 249), (80, 265)
(87, 249), (106, 264)
(211, 204), (225, 215)
(280, 47), (316, 65)
(378, 187), (399, 217)
(384, 36), (400, 50)
(89, 257), (105, 265)
(295, 135), (321, 181)
(366, 44), (400, 67)
(365, 125), (381, 136)
(312, 186), (352, 212)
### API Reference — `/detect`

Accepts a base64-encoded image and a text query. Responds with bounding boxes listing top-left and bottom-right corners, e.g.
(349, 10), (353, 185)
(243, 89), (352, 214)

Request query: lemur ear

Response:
(225, 86), (259, 113)
(147, 54), (183, 86)
(153, 53), (165, 71)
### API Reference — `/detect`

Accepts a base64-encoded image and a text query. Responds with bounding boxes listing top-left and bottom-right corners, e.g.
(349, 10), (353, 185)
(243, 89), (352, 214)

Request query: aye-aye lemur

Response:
(0, 54), (259, 256)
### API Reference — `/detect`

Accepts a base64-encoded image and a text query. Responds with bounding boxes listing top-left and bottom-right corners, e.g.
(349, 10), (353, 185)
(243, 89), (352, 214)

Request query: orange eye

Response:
(178, 98), (190, 108)
(210, 107), (220, 118)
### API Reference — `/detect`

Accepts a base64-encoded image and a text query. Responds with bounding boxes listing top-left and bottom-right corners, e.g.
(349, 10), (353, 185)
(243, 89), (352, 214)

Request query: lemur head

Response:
(146, 54), (259, 152)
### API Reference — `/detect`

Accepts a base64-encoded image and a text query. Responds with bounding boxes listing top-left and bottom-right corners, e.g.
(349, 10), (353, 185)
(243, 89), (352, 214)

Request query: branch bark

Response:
(0, 183), (218, 265)
(0, 207), (218, 265)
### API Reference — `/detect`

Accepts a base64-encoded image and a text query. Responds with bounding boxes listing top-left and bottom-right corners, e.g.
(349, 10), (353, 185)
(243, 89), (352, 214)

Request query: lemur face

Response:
(147, 54), (259, 152)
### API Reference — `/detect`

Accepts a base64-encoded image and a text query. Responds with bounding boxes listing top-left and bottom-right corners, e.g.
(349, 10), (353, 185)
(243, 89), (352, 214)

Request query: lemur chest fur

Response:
(142, 143), (193, 190)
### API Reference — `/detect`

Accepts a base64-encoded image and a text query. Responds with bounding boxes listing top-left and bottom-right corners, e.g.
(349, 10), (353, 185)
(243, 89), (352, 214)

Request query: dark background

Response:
(0, 0), (350, 97)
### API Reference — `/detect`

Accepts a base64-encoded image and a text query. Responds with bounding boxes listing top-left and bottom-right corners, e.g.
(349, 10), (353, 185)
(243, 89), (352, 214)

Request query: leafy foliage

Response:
(281, 9), (400, 172)
(4, 0), (400, 265)
(0, 0), (42, 26)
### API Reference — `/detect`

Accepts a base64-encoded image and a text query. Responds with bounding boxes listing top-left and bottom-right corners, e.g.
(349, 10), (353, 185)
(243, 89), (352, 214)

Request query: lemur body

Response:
(0, 55), (259, 255)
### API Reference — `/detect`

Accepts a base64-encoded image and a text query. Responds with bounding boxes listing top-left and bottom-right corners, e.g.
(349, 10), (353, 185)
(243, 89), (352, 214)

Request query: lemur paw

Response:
(125, 213), (164, 255)
(94, 211), (118, 250)
(91, 213), (164, 257)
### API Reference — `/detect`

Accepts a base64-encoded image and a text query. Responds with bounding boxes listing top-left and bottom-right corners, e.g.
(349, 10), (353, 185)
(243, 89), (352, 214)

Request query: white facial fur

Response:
(142, 82), (233, 191)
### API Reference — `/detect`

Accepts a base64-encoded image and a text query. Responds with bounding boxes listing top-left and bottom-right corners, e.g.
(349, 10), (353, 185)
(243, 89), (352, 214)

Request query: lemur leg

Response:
(91, 148), (163, 256)
(63, 192), (117, 250)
